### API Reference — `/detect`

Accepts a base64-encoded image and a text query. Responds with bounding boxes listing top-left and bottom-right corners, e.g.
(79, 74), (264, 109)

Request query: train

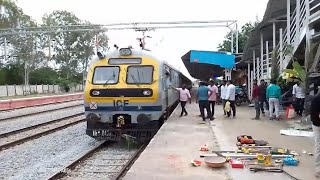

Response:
(84, 47), (192, 142)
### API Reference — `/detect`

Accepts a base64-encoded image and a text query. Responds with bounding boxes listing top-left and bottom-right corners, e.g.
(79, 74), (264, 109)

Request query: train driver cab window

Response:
(127, 66), (153, 84)
(92, 66), (120, 84)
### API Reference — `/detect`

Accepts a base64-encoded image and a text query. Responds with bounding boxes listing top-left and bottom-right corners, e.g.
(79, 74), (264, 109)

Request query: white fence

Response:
(0, 84), (84, 97)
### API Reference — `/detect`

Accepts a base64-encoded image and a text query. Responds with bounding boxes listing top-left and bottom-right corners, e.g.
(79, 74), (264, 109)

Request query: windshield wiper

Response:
(103, 71), (116, 87)
(130, 74), (140, 87)
(136, 68), (141, 83)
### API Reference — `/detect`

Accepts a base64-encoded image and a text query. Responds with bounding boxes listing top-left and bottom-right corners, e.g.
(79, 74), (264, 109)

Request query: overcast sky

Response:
(16, 0), (268, 79)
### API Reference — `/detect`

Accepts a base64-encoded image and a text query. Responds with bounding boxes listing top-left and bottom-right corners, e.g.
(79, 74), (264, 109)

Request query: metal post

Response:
(260, 33), (264, 80)
(4, 37), (7, 62)
(247, 63), (251, 98)
(257, 57), (260, 82)
(296, 0), (301, 45)
(250, 70), (254, 99)
(6, 84), (8, 96)
(280, 28), (284, 71)
(287, 0), (291, 44)
(253, 50), (256, 79)
(236, 23), (239, 53)
(273, 23), (276, 49)
(14, 84), (16, 96)
(231, 30), (234, 53)
(266, 41), (270, 79)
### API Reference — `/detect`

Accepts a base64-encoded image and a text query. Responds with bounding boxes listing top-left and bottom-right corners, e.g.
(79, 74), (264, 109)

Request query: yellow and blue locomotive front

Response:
(84, 48), (162, 141)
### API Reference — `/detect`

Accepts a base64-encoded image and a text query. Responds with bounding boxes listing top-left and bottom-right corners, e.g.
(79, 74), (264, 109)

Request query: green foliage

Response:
(0, 64), (24, 85)
(283, 61), (306, 83)
(217, 21), (260, 53)
(29, 67), (59, 84)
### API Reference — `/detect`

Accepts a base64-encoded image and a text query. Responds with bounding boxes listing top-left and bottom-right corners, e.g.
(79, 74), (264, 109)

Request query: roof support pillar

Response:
(280, 28), (284, 71)
(253, 50), (256, 79)
(296, 0), (301, 46)
(236, 23), (239, 53)
(231, 30), (234, 53)
(266, 41), (270, 80)
(260, 33), (264, 81)
(247, 63), (251, 99)
(287, 0), (291, 44)
(273, 23), (276, 50)
(257, 57), (260, 82)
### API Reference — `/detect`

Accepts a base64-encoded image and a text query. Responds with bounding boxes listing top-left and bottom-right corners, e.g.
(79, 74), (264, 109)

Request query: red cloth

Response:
(252, 85), (259, 99)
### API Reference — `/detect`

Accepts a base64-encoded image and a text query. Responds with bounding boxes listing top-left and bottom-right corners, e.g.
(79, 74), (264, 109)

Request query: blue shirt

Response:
(197, 86), (210, 101)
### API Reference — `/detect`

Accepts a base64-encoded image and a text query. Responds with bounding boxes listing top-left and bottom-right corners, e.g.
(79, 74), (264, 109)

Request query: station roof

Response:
(181, 50), (237, 80)
(242, 0), (295, 63)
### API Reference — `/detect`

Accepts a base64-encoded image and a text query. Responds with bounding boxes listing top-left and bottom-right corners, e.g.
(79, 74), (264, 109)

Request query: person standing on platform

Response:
(196, 81), (214, 121)
(266, 79), (282, 120)
(220, 80), (228, 115)
(208, 80), (218, 119)
(311, 89), (320, 178)
(292, 80), (305, 117)
(173, 84), (191, 117)
(251, 79), (260, 120)
(226, 80), (236, 118)
(258, 79), (269, 115)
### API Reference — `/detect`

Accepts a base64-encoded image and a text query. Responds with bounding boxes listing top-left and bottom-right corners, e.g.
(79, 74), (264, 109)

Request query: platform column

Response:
(225, 68), (232, 81)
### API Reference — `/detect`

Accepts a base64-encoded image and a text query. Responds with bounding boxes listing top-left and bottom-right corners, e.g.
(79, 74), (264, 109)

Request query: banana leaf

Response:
(283, 69), (300, 78)
(292, 61), (306, 82)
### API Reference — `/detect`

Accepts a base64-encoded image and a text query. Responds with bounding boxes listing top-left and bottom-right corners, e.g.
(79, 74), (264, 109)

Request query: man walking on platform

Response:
(196, 81), (214, 121)
(220, 80), (228, 115)
(226, 80), (236, 118)
(258, 79), (269, 115)
(173, 84), (191, 117)
(293, 80), (305, 117)
(266, 79), (282, 120)
(251, 79), (260, 120)
(208, 80), (218, 119)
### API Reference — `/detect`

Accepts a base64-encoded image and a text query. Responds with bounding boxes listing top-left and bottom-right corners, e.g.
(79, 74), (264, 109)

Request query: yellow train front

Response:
(84, 48), (191, 142)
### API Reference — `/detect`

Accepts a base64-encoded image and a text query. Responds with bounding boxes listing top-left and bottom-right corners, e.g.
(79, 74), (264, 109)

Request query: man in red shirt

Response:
(251, 79), (260, 120)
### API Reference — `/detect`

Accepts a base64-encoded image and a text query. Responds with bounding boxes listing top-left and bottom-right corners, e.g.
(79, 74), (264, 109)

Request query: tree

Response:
(217, 21), (259, 53)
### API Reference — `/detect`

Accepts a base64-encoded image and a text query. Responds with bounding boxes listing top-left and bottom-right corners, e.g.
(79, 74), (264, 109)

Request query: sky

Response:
(16, 0), (269, 79)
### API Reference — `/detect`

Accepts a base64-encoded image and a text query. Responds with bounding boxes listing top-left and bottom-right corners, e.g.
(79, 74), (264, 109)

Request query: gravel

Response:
(62, 143), (139, 180)
(0, 115), (85, 148)
(0, 122), (101, 180)
(0, 106), (84, 135)
(0, 100), (83, 119)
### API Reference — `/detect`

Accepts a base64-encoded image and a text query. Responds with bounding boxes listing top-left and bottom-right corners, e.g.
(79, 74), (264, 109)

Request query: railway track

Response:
(0, 113), (85, 151)
(0, 103), (83, 122)
(47, 141), (147, 180)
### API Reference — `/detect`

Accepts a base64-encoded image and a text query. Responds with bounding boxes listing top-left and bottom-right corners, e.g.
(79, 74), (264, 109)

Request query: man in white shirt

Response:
(226, 80), (236, 118)
(292, 81), (305, 116)
(220, 80), (228, 115)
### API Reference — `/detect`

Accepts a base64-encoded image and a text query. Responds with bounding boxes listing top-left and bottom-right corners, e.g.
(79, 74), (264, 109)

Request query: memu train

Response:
(84, 47), (192, 142)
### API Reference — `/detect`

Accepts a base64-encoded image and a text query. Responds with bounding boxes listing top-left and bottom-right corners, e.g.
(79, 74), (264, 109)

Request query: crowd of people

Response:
(173, 79), (237, 121)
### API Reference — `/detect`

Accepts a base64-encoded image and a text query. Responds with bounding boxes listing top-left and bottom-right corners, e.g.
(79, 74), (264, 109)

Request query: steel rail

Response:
(0, 113), (84, 138)
(0, 103), (83, 122)
(113, 143), (148, 180)
(0, 118), (86, 151)
(46, 141), (108, 180)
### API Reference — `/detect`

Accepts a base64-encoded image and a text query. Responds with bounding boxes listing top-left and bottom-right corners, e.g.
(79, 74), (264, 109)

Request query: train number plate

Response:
(92, 130), (112, 137)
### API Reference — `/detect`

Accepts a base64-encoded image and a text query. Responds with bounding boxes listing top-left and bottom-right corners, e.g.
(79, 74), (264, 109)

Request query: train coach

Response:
(84, 47), (192, 142)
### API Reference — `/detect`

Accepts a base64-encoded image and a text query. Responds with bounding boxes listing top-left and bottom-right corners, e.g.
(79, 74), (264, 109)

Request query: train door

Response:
(163, 65), (171, 108)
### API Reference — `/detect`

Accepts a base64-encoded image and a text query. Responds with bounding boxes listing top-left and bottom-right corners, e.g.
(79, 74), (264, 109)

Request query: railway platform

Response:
(124, 102), (316, 180)
(0, 92), (83, 111)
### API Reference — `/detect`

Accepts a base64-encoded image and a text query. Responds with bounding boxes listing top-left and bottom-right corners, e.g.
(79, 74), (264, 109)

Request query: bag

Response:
(286, 105), (295, 119)
(224, 101), (231, 112)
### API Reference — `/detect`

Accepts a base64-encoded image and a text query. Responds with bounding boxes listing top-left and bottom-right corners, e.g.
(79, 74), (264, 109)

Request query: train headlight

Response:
(119, 48), (132, 56)
(92, 90), (100, 96)
(143, 90), (152, 96)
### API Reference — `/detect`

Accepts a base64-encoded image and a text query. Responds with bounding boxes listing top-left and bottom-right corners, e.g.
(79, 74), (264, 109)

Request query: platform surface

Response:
(123, 102), (230, 180)
(124, 98), (316, 180)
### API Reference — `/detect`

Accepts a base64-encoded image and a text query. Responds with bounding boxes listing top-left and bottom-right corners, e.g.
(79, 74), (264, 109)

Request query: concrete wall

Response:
(0, 84), (84, 97)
